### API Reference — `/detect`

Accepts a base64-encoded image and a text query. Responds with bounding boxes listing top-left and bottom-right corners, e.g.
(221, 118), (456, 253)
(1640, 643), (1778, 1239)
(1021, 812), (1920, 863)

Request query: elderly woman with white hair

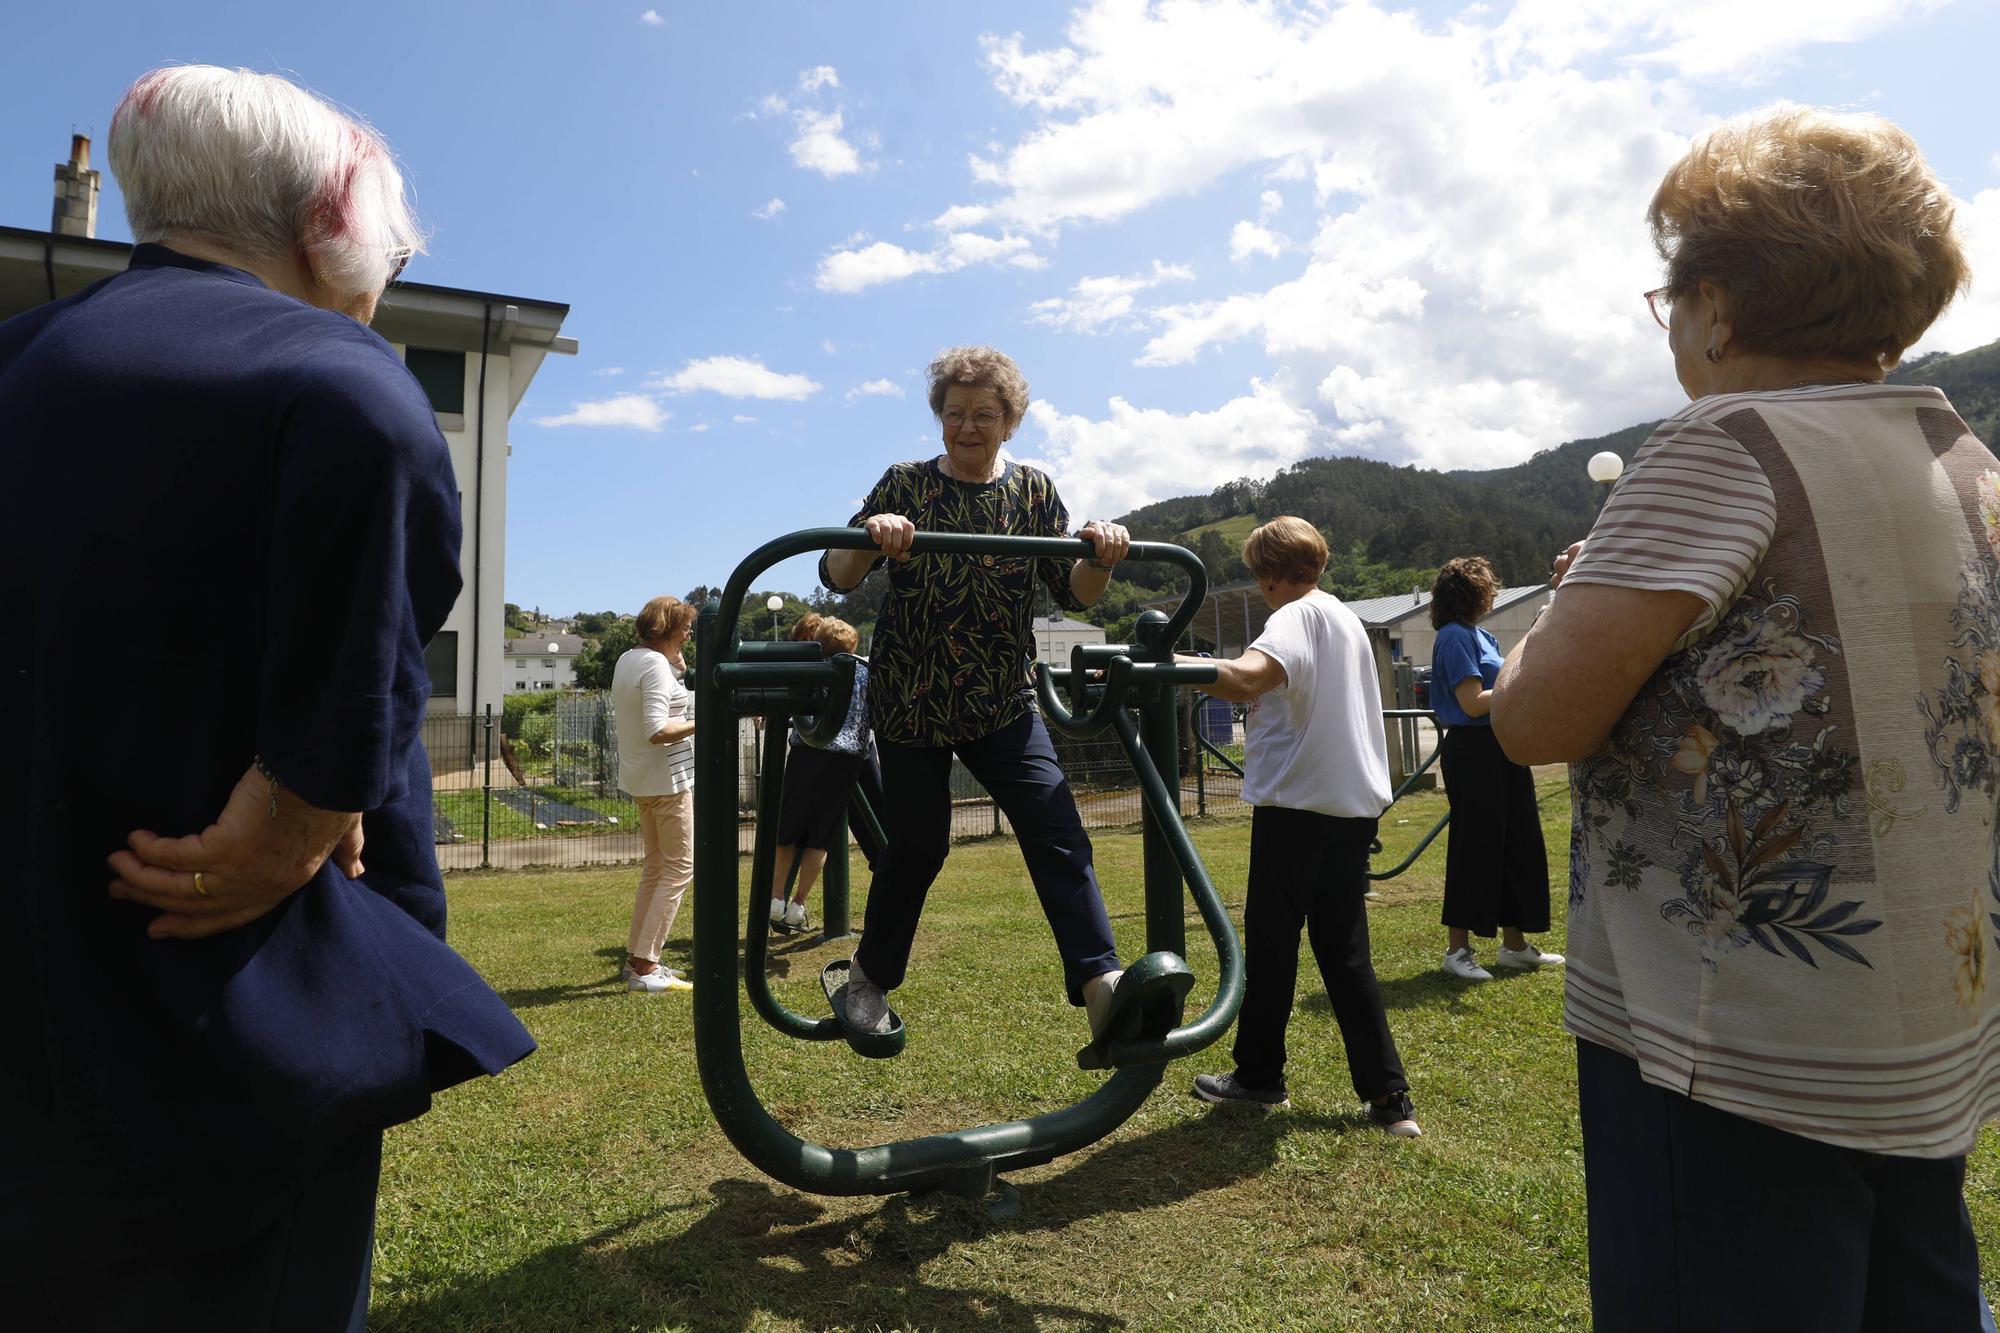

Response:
(820, 346), (1135, 1047)
(1494, 107), (1995, 1329)
(0, 67), (532, 1327)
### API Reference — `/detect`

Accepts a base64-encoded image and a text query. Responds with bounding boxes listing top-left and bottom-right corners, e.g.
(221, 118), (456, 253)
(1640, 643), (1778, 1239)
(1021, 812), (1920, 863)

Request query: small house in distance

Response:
(504, 633), (586, 693)
(1343, 584), (1549, 666)
(1033, 613), (1107, 665)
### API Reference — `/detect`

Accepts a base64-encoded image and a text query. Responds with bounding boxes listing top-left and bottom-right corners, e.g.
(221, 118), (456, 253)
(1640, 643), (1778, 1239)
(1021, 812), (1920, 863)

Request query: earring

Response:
(1705, 346), (1723, 364)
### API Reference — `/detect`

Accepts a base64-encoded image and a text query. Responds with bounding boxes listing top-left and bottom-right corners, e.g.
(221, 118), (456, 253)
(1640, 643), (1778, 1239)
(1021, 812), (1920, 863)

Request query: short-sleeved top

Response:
(612, 647), (695, 796)
(1242, 591), (1393, 819)
(0, 246), (534, 1214)
(1431, 621), (1503, 728)
(818, 459), (1085, 746)
(1559, 382), (2000, 1158)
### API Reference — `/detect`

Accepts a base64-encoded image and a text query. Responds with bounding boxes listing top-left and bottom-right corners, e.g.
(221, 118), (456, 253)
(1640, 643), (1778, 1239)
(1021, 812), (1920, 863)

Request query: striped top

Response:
(1560, 382), (2000, 1158)
(611, 647), (695, 797)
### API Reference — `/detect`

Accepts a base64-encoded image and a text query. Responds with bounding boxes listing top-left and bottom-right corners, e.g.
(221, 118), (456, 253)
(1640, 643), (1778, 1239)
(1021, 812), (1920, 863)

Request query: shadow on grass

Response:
(375, 1111), (1346, 1332)
(494, 944), (697, 1011)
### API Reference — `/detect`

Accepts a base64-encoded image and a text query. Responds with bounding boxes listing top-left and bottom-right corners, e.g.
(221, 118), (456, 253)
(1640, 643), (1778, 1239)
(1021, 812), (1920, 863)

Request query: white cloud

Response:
(639, 9), (662, 26)
(590, 366), (626, 377)
(732, 414), (758, 423)
(534, 394), (668, 432)
(1259, 189), (1284, 219)
(1019, 380), (1323, 520)
(1915, 188), (2000, 357)
(651, 355), (823, 401)
(1229, 220), (1287, 263)
(1029, 261), (1194, 334)
(816, 233), (1040, 294)
(689, 422), (711, 433)
(790, 108), (862, 178)
(847, 378), (906, 400)
(753, 197), (786, 221)
(764, 66), (868, 179)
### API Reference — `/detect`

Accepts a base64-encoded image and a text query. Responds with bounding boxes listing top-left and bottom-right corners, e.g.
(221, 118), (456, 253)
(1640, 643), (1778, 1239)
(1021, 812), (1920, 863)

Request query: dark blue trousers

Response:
(1577, 1039), (1994, 1332)
(3, 1130), (380, 1331)
(1232, 805), (1408, 1100)
(855, 710), (1120, 1004)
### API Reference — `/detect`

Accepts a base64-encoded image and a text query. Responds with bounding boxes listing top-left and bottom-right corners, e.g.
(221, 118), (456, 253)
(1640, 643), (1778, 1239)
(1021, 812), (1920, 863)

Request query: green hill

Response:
(1119, 336), (2000, 596)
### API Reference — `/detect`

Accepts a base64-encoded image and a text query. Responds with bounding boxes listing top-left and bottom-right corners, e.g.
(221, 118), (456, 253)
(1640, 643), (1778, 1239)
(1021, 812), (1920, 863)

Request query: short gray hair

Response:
(109, 66), (424, 301)
(925, 346), (1030, 430)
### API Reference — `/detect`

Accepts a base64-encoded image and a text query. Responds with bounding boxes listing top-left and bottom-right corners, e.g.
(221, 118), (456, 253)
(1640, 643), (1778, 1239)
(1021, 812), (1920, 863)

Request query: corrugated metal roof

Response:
(1343, 583), (1548, 628)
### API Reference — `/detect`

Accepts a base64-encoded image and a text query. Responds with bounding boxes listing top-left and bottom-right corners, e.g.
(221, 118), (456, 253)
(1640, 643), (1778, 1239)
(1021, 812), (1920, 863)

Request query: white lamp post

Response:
(766, 593), (784, 640)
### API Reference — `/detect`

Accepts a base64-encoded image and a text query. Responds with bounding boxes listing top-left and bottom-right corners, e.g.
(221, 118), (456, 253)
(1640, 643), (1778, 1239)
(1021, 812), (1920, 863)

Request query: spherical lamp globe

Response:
(1587, 451), (1624, 484)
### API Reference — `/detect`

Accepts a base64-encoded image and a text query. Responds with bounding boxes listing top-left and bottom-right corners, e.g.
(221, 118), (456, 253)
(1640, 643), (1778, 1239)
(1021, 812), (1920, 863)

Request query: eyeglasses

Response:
(941, 409), (1004, 432)
(386, 246), (415, 287)
(1644, 286), (1672, 330)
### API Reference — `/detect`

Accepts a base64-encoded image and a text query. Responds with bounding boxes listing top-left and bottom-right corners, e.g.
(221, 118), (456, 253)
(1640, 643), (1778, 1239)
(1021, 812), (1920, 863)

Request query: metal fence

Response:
(425, 697), (1248, 873)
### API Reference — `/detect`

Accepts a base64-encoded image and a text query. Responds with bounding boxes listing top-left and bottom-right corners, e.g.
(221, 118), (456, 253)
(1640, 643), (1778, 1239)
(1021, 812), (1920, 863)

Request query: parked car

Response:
(1411, 664), (1433, 709)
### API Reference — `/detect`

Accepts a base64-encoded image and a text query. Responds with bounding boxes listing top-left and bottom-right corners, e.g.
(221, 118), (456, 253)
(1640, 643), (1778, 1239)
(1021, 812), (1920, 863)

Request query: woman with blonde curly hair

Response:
(820, 345), (1135, 1046)
(1494, 106), (1992, 1328)
(1431, 555), (1559, 981)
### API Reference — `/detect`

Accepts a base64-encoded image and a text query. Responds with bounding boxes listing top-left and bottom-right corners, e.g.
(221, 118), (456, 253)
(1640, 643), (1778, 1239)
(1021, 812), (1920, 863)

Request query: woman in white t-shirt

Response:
(610, 595), (698, 994)
(1182, 517), (1419, 1137)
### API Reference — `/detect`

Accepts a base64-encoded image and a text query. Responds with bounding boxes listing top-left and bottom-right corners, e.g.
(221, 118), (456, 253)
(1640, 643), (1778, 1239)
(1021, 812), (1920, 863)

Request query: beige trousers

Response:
(627, 788), (693, 962)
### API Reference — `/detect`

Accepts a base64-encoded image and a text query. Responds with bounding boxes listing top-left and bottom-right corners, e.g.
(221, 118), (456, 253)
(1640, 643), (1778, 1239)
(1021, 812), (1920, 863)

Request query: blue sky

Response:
(4, 0), (1997, 614)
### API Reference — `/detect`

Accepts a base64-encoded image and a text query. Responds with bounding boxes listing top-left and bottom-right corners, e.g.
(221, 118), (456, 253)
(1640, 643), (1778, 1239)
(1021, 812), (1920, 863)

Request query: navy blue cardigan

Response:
(0, 246), (534, 1221)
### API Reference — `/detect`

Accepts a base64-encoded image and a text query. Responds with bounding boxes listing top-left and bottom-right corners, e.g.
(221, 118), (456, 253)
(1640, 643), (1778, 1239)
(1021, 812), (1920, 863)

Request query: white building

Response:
(1033, 613), (1107, 665)
(504, 632), (586, 693)
(0, 137), (577, 728)
(1344, 584), (1551, 666)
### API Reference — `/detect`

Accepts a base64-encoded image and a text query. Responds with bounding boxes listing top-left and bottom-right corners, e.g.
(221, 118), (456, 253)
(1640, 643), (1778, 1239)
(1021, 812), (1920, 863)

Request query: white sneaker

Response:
(769, 897), (787, 924)
(1442, 947), (1493, 981)
(784, 901), (809, 930)
(621, 962), (686, 982)
(627, 967), (692, 994)
(1495, 944), (1565, 969)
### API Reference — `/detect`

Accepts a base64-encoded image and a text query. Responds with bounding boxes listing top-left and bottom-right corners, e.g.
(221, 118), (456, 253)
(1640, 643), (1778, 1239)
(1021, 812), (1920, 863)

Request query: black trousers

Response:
(1578, 1039), (1994, 1333)
(1231, 805), (1409, 1101)
(855, 710), (1119, 1004)
(4, 1129), (381, 1331)
(1439, 723), (1550, 935)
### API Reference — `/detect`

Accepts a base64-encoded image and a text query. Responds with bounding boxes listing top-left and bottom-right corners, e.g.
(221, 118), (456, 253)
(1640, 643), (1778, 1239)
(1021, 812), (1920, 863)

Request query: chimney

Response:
(52, 133), (100, 239)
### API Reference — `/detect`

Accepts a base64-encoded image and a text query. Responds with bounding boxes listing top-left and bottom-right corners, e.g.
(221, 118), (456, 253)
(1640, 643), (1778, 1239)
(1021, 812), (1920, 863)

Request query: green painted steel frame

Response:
(692, 528), (1239, 1198)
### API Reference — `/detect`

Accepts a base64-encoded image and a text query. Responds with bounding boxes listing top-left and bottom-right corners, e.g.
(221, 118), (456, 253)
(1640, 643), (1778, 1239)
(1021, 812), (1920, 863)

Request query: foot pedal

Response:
(1076, 951), (1196, 1071)
(820, 959), (906, 1059)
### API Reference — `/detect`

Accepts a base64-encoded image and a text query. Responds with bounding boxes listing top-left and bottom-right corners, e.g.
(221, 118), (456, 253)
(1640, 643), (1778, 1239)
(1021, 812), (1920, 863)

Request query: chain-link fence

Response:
(427, 694), (1248, 873)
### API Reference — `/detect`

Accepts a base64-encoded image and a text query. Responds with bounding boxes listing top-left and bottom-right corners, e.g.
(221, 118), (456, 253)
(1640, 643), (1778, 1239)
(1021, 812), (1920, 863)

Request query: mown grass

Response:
(374, 777), (2000, 1330)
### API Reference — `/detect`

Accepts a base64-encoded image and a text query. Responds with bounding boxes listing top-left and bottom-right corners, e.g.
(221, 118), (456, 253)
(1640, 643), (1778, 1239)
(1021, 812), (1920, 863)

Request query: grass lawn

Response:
(375, 777), (2000, 1330)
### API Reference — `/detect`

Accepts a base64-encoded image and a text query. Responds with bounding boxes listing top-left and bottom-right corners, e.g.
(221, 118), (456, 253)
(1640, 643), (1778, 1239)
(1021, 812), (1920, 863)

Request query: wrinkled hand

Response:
(1079, 519), (1131, 568)
(865, 512), (917, 561)
(107, 763), (363, 940)
(1550, 541), (1585, 588)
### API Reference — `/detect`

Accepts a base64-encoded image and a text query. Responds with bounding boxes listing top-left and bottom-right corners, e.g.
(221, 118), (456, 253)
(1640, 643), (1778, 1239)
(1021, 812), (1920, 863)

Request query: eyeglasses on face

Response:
(1644, 286), (1673, 330)
(941, 409), (1004, 432)
(386, 246), (415, 287)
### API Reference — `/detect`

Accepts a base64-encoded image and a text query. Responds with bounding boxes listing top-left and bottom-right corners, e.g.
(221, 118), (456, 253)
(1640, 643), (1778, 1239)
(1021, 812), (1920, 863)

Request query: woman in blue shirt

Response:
(1429, 557), (1562, 980)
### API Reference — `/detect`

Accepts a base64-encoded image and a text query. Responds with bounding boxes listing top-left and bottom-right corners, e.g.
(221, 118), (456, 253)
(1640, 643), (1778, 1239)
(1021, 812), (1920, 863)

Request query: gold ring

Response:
(193, 870), (209, 898)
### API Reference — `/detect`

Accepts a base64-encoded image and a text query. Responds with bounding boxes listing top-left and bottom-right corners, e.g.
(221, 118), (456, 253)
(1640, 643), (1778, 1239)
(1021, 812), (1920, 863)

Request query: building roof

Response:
(0, 225), (576, 362)
(504, 633), (586, 657)
(1343, 583), (1548, 629)
(1033, 614), (1104, 633)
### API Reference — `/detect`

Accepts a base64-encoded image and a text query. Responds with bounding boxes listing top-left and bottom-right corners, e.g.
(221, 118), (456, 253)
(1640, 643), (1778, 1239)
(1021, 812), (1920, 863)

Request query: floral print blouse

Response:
(1561, 382), (2000, 1158)
(819, 459), (1085, 747)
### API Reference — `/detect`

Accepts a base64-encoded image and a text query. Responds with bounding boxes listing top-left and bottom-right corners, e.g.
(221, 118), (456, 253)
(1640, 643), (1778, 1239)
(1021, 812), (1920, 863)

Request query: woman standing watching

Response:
(2, 67), (533, 1326)
(1430, 557), (1562, 980)
(1494, 107), (1993, 1329)
(819, 345), (1132, 1041)
(612, 596), (697, 993)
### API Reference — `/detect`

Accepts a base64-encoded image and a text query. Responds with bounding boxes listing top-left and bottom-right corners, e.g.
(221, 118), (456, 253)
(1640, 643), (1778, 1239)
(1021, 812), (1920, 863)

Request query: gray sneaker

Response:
(1192, 1071), (1291, 1109)
(844, 957), (893, 1034)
